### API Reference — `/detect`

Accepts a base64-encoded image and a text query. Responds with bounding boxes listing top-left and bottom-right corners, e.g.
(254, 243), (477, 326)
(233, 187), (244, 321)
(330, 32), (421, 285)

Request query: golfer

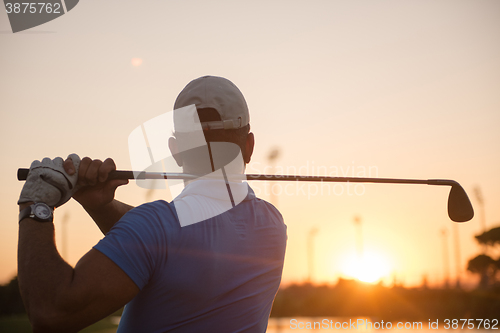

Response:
(17, 76), (287, 332)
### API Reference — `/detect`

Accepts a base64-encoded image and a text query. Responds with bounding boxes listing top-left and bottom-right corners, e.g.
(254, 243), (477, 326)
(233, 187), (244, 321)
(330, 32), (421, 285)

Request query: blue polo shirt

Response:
(93, 185), (287, 333)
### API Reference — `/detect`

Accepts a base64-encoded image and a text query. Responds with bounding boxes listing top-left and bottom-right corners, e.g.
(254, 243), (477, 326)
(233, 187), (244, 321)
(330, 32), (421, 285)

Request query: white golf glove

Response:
(18, 154), (81, 208)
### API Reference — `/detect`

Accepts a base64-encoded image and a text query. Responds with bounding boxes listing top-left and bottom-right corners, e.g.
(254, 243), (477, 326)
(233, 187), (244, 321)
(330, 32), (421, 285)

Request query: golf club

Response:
(17, 168), (474, 223)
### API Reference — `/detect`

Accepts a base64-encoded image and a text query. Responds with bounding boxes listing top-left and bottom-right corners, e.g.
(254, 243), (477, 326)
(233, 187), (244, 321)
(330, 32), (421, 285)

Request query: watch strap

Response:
(19, 206), (33, 223)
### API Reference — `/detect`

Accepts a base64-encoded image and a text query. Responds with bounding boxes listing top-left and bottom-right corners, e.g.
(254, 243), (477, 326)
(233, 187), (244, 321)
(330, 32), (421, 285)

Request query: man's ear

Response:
(168, 137), (183, 167)
(243, 132), (255, 164)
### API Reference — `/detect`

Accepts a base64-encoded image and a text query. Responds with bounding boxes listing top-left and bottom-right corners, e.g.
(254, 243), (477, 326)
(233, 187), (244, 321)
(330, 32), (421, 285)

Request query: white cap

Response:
(174, 76), (250, 130)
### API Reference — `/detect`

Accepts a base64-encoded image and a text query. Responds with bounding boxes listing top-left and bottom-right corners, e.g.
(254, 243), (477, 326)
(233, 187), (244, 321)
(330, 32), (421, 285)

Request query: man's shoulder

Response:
(129, 200), (175, 216)
(249, 194), (283, 219)
(115, 200), (179, 231)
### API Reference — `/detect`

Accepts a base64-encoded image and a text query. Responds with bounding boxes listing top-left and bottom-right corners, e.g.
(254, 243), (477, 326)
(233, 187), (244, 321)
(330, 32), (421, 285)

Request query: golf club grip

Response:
(17, 168), (29, 181)
(17, 168), (134, 181)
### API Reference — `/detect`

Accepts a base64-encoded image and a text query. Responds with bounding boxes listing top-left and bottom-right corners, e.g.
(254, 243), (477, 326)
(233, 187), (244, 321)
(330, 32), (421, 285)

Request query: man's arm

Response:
(65, 157), (133, 234)
(18, 203), (139, 333)
(83, 199), (134, 235)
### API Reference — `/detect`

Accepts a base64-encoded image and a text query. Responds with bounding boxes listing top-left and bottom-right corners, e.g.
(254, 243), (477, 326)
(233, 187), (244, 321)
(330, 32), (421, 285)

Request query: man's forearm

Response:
(18, 218), (75, 332)
(83, 199), (134, 235)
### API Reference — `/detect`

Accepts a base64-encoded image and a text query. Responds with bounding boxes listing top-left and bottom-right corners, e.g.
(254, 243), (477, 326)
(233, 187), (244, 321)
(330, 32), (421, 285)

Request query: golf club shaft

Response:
(16, 168), (459, 187)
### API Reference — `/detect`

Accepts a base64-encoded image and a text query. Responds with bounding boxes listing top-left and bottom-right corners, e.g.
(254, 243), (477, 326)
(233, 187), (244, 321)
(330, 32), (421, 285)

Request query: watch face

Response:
(34, 204), (52, 220)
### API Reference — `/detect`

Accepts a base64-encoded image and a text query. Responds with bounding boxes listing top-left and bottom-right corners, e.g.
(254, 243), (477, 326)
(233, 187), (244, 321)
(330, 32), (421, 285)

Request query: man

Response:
(17, 76), (287, 332)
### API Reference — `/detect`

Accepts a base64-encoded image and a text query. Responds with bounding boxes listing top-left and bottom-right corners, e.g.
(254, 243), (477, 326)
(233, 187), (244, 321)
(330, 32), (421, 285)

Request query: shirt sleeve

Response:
(93, 203), (170, 290)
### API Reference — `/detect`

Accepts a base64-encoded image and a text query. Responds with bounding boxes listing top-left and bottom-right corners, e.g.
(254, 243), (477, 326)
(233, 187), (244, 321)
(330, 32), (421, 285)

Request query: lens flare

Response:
(131, 58), (143, 67)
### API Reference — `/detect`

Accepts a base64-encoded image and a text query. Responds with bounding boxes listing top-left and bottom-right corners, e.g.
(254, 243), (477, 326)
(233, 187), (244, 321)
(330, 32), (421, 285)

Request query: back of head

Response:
(174, 76), (250, 130)
(173, 76), (252, 163)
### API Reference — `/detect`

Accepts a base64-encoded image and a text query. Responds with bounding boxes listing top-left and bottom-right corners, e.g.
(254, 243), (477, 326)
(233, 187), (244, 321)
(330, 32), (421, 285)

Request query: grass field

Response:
(0, 315), (118, 333)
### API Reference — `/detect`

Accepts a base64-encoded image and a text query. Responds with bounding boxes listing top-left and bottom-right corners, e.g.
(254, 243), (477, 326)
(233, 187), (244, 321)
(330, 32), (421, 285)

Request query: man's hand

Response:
(64, 157), (129, 211)
(18, 154), (81, 208)
(64, 156), (132, 235)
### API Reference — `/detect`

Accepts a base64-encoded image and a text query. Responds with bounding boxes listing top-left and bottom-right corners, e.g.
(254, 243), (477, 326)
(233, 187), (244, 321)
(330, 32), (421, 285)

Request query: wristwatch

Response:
(19, 203), (54, 223)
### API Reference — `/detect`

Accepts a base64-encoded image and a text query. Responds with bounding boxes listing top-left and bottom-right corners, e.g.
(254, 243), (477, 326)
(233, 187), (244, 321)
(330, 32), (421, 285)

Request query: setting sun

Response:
(341, 251), (391, 283)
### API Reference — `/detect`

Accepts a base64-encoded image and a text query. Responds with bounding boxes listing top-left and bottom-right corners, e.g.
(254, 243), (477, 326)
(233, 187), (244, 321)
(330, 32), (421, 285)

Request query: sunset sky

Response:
(1, 0), (499, 288)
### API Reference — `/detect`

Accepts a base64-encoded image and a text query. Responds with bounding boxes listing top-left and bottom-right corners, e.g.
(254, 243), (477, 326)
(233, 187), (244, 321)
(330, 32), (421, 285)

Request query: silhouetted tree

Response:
(475, 226), (500, 246)
(468, 225), (500, 289)
(467, 254), (497, 288)
(0, 276), (26, 316)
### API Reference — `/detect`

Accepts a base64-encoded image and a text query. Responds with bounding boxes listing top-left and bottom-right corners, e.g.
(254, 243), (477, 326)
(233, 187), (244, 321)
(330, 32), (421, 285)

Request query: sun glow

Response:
(341, 251), (391, 283)
(131, 58), (143, 66)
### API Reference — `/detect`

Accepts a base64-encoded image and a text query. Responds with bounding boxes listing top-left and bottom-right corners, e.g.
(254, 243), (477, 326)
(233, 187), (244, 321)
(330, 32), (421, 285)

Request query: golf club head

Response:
(448, 184), (474, 222)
